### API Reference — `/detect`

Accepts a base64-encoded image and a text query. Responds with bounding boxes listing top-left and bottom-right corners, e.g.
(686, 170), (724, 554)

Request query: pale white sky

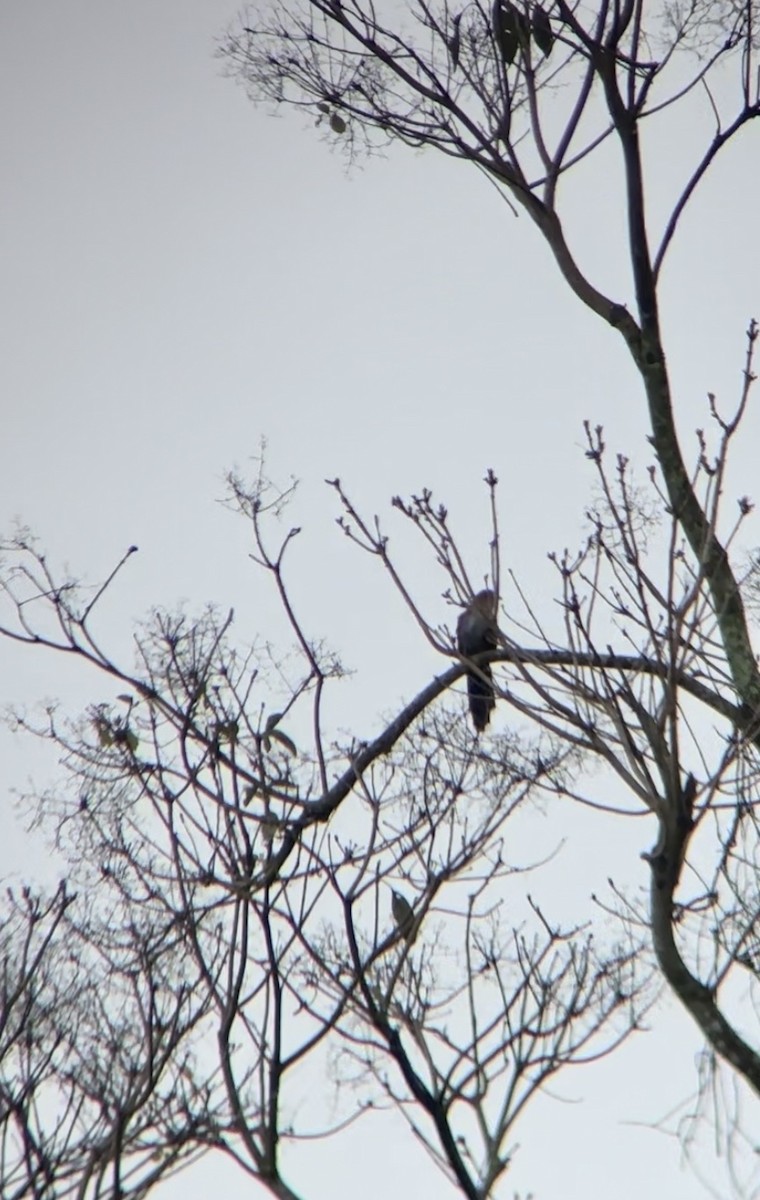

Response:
(2, 2), (760, 1198)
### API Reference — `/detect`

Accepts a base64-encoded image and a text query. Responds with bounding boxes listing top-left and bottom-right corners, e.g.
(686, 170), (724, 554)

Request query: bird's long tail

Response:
(467, 666), (495, 733)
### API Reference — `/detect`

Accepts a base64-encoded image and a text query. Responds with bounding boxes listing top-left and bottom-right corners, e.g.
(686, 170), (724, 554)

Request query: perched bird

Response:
(391, 889), (416, 943)
(456, 590), (499, 733)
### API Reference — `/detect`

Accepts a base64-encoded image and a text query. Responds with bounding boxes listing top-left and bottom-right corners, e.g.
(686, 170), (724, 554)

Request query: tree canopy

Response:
(2, 3), (760, 1198)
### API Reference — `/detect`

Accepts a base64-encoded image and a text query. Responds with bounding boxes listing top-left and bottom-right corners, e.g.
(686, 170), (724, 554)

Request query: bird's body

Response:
(457, 590), (498, 732)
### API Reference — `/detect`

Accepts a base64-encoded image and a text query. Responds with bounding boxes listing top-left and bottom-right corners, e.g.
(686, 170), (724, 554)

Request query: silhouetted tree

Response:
(3, 3), (760, 1198)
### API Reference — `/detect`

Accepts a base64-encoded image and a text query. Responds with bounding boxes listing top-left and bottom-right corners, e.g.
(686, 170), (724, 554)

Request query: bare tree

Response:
(2, 2), (760, 1197)
(0, 494), (655, 1198)
(218, 0), (760, 1081)
(0, 871), (224, 1199)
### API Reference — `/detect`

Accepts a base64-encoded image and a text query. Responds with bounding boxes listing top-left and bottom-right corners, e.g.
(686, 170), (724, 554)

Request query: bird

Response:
(391, 889), (416, 942)
(456, 590), (498, 733)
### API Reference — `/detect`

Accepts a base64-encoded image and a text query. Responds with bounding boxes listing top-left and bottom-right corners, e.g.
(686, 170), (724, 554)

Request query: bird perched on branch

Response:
(457, 590), (499, 733)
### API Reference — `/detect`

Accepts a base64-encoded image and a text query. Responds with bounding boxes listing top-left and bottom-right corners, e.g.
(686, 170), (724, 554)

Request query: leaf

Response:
(391, 889), (417, 942)
(260, 818), (279, 844)
(492, 0), (519, 65)
(532, 5), (554, 57)
(448, 13), (462, 70)
(495, 106), (512, 143)
(329, 112), (347, 134)
(264, 711), (284, 733)
(316, 100), (330, 113)
(94, 717), (114, 747)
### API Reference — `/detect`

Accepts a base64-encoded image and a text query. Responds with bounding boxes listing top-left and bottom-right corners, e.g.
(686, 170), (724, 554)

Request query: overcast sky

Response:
(2, 3), (760, 1198)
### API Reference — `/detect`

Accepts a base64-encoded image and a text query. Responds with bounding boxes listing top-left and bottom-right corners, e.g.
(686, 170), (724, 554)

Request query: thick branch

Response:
(647, 793), (760, 1096)
(252, 643), (745, 889)
(594, 47), (760, 712)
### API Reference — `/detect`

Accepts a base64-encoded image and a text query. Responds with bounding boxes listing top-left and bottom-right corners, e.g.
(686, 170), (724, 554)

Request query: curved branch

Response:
(654, 104), (760, 278)
(596, 43), (760, 713)
(647, 792), (760, 1096)
(253, 642), (746, 889)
